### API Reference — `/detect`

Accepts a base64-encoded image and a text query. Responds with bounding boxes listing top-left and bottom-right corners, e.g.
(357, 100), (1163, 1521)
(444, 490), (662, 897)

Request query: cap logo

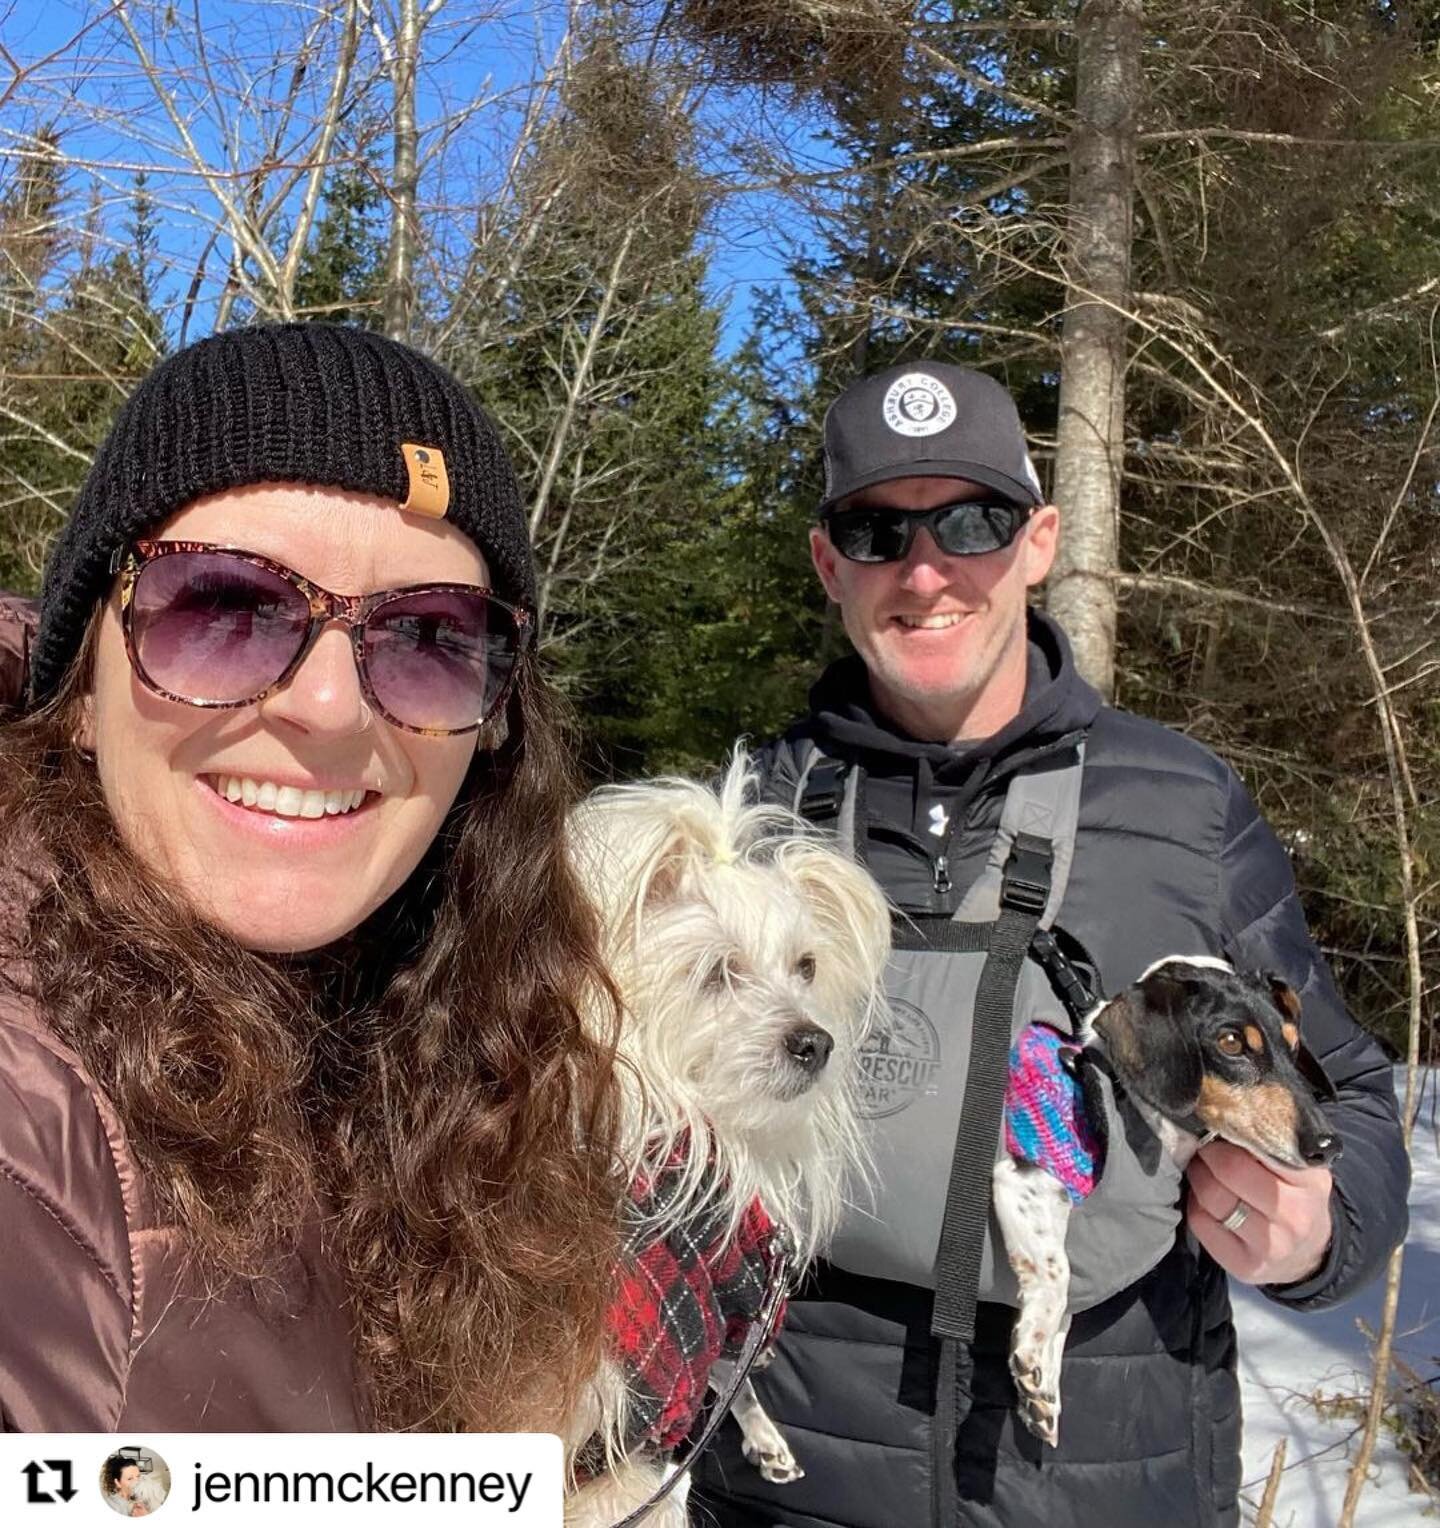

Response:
(400, 443), (450, 518)
(882, 373), (956, 438)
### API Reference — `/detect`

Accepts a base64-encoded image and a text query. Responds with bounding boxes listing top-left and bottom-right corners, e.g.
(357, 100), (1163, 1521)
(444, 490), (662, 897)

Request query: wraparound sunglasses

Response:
(112, 540), (531, 735)
(822, 498), (1033, 563)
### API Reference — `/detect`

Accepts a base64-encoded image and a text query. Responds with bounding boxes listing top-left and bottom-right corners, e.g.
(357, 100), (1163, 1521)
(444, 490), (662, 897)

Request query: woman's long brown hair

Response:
(0, 620), (622, 1431)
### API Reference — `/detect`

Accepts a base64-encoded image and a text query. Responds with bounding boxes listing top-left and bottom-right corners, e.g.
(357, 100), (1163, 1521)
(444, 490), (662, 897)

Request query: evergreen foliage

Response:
(0, 147), (164, 592)
(440, 20), (728, 773)
(675, 2), (1438, 1046)
(292, 163), (387, 327)
(0, 2), (1432, 1041)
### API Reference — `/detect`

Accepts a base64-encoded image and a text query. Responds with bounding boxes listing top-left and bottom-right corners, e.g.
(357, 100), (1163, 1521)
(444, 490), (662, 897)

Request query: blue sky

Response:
(3, 0), (835, 355)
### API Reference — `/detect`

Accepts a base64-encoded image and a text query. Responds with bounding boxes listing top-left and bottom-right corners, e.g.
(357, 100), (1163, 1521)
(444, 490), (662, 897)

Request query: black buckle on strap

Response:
(1000, 832), (1052, 916)
(1030, 927), (1097, 1027)
(798, 759), (847, 822)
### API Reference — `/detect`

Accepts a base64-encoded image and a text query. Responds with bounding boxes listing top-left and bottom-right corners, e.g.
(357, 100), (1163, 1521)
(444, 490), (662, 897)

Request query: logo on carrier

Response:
(856, 997), (942, 1118)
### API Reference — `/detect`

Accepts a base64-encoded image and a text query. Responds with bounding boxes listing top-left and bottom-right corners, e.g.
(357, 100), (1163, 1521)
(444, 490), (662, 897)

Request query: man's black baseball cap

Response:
(818, 361), (1045, 514)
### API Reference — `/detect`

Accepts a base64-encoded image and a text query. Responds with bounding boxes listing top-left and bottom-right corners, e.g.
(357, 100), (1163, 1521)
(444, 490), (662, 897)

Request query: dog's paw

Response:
(1010, 1345), (1061, 1448)
(742, 1436), (805, 1484)
(1016, 1390), (1059, 1449)
(762, 1455), (806, 1484)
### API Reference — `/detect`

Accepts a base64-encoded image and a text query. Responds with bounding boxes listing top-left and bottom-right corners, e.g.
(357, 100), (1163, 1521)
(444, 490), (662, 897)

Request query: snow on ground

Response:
(1234, 1068), (1438, 1525)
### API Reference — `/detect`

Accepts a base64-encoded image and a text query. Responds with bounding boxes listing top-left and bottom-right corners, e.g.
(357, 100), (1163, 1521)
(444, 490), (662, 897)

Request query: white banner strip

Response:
(0, 1434), (561, 1525)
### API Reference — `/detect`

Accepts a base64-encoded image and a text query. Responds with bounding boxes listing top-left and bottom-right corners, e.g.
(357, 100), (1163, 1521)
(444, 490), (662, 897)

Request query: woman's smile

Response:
(206, 774), (375, 818)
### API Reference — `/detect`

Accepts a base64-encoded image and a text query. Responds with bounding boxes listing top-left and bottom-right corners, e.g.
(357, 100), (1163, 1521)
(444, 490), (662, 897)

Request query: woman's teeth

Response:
(211, 775), (369, 819)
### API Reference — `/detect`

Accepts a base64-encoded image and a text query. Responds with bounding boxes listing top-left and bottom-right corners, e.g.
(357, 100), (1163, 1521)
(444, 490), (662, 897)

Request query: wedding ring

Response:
(1221, 1200), (1250, 1234)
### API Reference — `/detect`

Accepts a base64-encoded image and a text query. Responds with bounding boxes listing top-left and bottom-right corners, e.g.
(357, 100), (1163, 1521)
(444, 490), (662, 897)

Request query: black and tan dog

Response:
(993, 955), (1342, 1447)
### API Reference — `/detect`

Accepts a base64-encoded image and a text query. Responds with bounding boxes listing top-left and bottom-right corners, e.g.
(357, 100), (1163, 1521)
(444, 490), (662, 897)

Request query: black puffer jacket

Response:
(693, 611), (1408, 1528)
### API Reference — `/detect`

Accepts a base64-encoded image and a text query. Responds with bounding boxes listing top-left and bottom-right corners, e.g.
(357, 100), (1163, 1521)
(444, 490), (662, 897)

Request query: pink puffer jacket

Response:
(0, 896), (364, 1431)
(0, 595), (35, 717)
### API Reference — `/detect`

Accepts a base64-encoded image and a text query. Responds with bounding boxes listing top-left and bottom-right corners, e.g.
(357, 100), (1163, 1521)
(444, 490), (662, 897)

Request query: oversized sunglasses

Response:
(111, 540), (531, 735)
(822, 498), (1032, 564)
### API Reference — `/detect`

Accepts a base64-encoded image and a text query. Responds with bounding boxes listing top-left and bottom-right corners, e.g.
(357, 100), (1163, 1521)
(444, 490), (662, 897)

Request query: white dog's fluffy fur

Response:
(563, 751), (891, 1526)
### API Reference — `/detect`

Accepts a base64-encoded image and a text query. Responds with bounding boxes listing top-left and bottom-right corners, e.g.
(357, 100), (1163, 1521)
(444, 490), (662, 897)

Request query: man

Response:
(693, 362), (1408, 1527)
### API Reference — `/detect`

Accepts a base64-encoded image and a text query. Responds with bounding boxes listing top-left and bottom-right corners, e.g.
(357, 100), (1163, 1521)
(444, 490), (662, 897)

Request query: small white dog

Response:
(564, 751), (891, 1527)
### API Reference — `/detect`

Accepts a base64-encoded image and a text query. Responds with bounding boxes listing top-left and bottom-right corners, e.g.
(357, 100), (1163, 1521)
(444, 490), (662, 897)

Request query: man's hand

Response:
(130, 1507), (149, 1519)
(1186, 1140), (1334, 1287)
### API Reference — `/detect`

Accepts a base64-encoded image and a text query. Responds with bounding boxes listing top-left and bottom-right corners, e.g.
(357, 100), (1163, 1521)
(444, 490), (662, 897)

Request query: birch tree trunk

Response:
(1048, 0), (1142, 698)
(530, 225), (636, 628)
(381, 0), (425, 341)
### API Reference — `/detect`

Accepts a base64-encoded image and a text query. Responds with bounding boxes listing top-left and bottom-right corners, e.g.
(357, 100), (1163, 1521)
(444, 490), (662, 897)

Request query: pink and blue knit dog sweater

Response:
(1003, 1023), (1104, 1204)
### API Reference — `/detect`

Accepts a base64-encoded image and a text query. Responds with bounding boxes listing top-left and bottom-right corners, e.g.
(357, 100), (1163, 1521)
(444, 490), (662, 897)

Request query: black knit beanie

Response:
(31, 322), (535, 704)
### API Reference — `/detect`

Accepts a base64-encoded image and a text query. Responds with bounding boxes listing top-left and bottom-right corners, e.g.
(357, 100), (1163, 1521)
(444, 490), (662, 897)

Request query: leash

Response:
(608, 1228), (794, 1528)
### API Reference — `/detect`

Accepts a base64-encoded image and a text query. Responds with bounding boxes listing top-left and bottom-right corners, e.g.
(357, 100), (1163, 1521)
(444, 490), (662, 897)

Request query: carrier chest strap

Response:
(929, 831), (1054, 1525)
(789, 733), (1089, 1528)
(794, 751), (861, 863)
(930, 828), (1057, 1348)
(929, 831), (1051, 1521)
(927, 742), (1084, 1525)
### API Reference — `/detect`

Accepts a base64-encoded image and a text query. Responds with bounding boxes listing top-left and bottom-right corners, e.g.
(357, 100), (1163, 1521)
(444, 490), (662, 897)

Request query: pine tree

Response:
(441, 19), (728, 772)
(685, 2), (1440, 1041)
(0, 153), (164, 593)
(293, 163), (387, 327)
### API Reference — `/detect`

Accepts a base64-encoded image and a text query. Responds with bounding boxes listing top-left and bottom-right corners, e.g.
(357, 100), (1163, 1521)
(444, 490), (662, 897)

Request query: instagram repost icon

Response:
(100, 1446), (170, 1518)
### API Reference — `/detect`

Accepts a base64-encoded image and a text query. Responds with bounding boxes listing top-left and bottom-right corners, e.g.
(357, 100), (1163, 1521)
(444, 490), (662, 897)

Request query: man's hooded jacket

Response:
(694, 610), (1407, 1528)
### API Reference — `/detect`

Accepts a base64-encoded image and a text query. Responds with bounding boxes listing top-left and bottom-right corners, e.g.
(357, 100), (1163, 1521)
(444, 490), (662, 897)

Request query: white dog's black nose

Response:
(785, 1025), (834, 1073)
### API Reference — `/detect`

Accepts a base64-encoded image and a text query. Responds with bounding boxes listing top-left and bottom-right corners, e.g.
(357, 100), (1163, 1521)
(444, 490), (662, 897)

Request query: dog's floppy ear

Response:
(1062, 1045), (1111, 1162)
(568, 791), (701, 945)
(1267, 973), (1302, 1030)
(1262, 971), (1338, 1102)
(774, 835), (892, 990)
(637, 834), (689, 911)
(1092, 969), (1204, 1120)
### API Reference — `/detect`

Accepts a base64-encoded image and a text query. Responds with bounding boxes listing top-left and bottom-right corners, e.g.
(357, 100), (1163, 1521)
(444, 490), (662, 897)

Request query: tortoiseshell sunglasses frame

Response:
(109, 539), (532, 736)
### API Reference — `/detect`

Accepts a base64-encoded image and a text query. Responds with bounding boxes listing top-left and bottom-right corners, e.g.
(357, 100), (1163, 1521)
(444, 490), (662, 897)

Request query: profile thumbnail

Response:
(100, 1447), (170, 1517)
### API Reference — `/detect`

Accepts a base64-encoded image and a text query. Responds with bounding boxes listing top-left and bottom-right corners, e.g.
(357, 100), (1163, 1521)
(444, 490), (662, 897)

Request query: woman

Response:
(101, 1455), (153, 1518)
(0, 323), (621, 1432)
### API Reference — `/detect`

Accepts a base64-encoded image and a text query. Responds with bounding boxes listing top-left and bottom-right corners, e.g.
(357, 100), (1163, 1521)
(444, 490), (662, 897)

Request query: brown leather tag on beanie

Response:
(400, 443), (450, 518)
